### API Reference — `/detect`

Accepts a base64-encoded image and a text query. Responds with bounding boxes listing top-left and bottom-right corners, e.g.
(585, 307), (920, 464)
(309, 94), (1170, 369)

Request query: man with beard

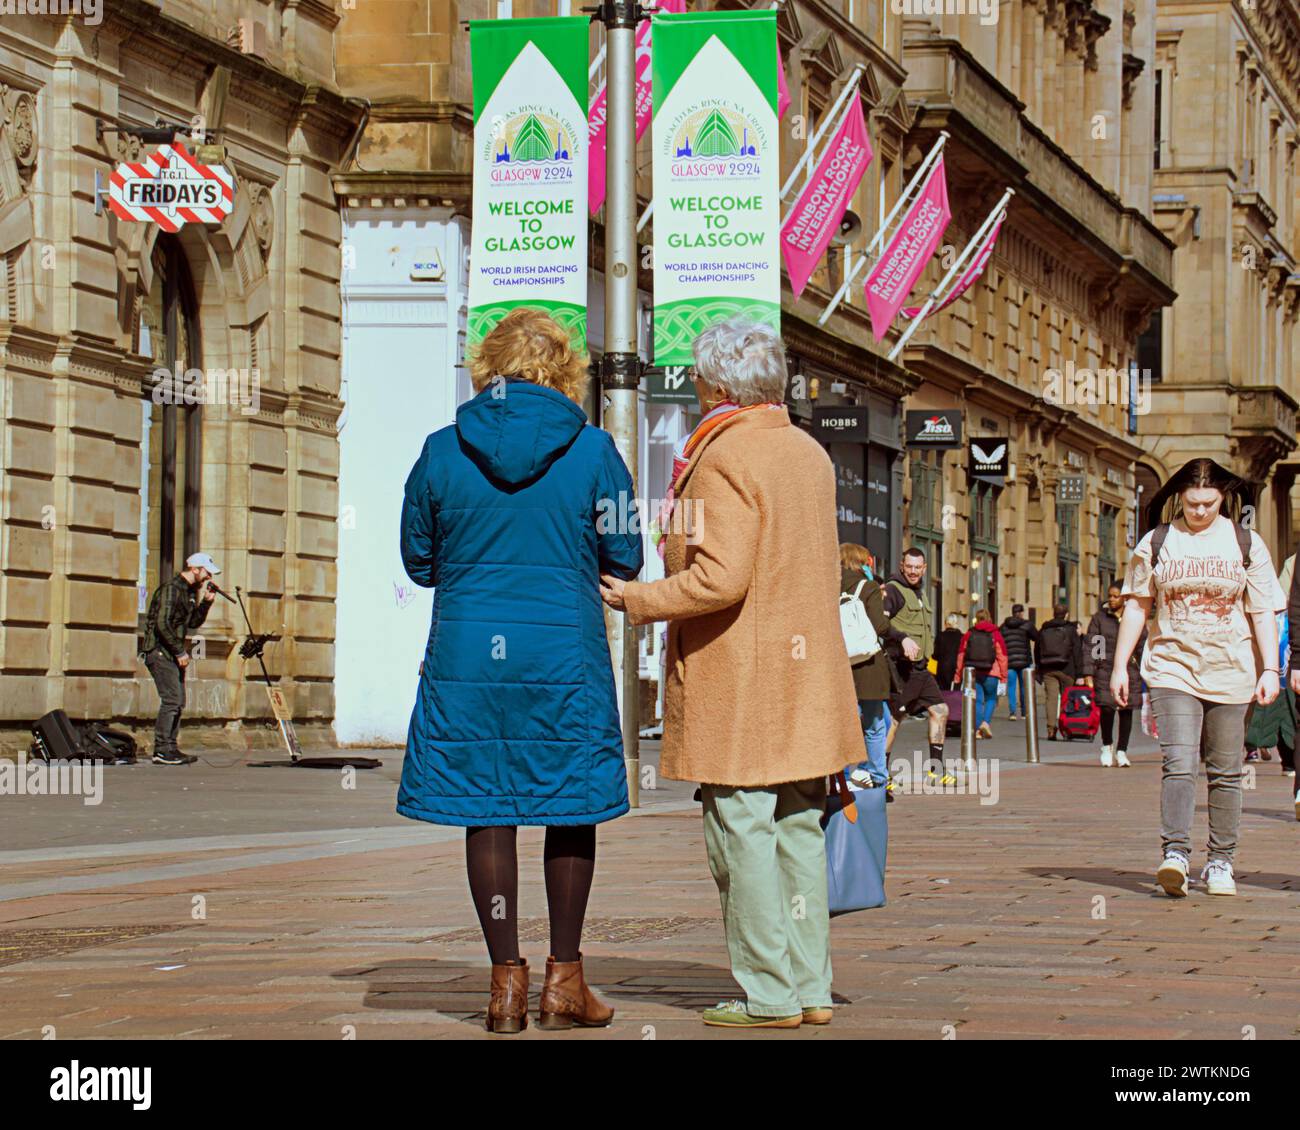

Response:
(882, 547), (952, 784)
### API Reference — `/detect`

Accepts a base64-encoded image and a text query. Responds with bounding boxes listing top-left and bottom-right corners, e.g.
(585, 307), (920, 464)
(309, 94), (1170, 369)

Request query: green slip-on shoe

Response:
(702, 1000), (802, 1029)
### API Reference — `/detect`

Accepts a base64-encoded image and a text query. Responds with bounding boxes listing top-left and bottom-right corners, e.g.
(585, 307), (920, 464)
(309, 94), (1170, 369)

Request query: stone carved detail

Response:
(249, 184), (274, 257)
(116, 131), (145, 164)
(0, 87), (37, 183)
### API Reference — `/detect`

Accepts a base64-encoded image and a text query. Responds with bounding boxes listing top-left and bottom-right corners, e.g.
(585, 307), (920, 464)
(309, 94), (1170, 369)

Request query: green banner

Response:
(468, 17), (589, 350)
(652, 10), (780, 364)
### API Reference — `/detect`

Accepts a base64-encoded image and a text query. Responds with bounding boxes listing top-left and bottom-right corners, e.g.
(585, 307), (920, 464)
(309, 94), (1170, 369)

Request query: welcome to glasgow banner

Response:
(468, 17), (589, 349)
(651, 9), (780, 365)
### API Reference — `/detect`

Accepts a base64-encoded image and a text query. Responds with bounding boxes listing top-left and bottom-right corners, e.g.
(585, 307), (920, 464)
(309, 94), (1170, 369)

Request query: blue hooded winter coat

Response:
(397, 379), (644, 827)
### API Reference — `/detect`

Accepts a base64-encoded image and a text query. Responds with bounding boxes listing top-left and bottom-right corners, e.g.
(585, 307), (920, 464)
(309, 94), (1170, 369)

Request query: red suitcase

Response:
(1058, 684), (1101, 739)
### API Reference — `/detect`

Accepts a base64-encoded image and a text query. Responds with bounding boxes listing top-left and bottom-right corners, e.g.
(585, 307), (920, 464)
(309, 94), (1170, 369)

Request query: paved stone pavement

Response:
(0, 719), (1297, 1041)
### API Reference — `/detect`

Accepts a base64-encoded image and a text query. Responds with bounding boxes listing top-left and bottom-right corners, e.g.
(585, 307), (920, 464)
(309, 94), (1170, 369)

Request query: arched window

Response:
(136, 235), (203, 631)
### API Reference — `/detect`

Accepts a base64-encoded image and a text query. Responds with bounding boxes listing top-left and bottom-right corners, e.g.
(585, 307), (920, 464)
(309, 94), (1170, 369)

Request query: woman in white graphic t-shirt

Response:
(1111, 459), (1284, 900)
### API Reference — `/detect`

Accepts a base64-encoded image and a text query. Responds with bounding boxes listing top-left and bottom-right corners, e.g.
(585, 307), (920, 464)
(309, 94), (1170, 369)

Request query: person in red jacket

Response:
(956, 609), (1009, 739)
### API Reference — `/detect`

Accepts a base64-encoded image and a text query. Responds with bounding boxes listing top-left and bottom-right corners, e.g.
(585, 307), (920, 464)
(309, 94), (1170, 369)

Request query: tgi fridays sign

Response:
(108, 143), (234, 233)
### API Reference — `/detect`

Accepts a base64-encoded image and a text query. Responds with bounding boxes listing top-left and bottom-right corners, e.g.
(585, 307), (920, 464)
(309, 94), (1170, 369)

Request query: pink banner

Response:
(780, 99), (873, 298)
(903, 210), (1005, 319)
(588, 0), (686, 215)
(778, 45), (791, 120)
(864, 157), (951, 341)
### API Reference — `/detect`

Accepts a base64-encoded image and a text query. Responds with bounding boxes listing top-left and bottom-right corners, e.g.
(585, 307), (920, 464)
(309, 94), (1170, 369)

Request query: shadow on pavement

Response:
(334, 956), (855, 1028)
(1026, 866), (1298, 894)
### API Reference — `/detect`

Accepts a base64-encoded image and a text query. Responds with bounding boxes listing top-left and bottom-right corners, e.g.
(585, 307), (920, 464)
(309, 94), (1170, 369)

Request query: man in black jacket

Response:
(141, 553), (219, 765)
(999, 604), (1039, 721)
(1035, 602), (1082, 740)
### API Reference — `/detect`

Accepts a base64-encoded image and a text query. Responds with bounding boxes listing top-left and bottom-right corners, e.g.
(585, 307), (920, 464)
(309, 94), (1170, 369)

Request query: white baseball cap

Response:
(186, 552), (222, 575)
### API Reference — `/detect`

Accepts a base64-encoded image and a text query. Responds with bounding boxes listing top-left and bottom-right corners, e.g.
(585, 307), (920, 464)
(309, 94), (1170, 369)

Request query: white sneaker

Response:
(1156, 852), (1189, 898)
(1115, 751), (1131, 768)
(1100, 745), (1114, 768)
(1201, 859), (1236, 896)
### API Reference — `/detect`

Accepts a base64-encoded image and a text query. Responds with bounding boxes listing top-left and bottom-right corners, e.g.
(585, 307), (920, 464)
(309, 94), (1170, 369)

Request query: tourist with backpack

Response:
(1082, 583), (1146, 768)
(840, 544), (901, 797)
(999, 604), (1039, 720)
(1111, 458), (1285, 898)
(955, 610), (1008, 739)
(1035, 603), (1082, 740)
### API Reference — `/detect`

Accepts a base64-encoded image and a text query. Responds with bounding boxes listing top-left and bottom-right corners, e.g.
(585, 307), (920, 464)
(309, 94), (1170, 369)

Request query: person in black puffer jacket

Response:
(999, 604), (1039, 721)
(1082, 584), (1146, 767)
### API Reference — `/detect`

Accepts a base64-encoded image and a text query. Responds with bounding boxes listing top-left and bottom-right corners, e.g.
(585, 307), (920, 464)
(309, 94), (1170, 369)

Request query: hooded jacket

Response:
(998, 614), (1039, 670)
(956, 620), (1008, 681)
(397, 380), (643, 827)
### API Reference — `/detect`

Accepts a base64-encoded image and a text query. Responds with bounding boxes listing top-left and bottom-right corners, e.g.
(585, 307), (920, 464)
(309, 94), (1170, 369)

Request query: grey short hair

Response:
(691, 317), (788, 406)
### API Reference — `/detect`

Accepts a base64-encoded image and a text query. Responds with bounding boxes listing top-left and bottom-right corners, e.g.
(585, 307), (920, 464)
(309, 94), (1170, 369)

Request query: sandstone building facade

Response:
(0, 1), (363, 749)
(1144, 0), (1300, 558)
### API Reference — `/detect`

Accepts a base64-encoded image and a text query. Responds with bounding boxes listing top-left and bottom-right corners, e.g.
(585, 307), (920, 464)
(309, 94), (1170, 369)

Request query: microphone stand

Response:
(235, 585), (381, 771)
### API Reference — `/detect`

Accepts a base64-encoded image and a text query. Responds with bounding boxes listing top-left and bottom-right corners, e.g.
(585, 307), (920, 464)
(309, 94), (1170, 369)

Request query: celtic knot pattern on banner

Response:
(654, 299), (781, 360)
(468, 301), (587, 351)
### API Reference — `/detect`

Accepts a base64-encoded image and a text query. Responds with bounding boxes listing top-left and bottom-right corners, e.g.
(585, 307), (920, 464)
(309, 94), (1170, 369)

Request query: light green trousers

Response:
(700, 778), (832, 1017)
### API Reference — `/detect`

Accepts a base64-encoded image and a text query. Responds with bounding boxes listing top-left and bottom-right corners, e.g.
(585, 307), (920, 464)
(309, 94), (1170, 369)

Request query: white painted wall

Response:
(335, 210), (469, 746)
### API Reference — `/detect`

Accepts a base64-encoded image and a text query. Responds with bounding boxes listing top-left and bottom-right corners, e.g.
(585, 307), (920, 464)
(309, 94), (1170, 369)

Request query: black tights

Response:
(1099, 705), (1133, 750)
(464, 825), (596, 965)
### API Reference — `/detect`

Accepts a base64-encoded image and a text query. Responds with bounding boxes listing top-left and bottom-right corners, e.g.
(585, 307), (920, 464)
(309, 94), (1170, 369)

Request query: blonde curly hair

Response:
(469, 308), (590, 404)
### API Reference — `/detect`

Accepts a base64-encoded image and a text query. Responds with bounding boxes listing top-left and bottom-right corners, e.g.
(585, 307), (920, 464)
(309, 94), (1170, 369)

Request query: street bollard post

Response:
(1024, 665), (1041, 763)
(960, 664), (976, 770)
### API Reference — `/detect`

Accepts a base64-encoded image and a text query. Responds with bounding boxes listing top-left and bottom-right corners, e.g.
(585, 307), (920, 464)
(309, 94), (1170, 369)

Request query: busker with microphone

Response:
(141, 552), (222, 765)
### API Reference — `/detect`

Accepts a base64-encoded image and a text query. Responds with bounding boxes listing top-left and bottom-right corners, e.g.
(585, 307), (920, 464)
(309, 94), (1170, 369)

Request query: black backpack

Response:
(1148, 521), (1252, 571)
(1039, 623), (1075, 666)
(965, 629), (995, 670)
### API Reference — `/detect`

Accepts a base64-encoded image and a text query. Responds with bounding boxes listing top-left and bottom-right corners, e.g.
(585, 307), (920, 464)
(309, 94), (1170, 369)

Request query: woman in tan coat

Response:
(600, 316), (862, 1029)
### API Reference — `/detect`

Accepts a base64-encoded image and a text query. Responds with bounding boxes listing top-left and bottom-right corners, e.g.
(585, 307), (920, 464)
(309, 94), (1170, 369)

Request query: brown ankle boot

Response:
(486, 959), (529, 1034)
(538, 954), (614, 1030)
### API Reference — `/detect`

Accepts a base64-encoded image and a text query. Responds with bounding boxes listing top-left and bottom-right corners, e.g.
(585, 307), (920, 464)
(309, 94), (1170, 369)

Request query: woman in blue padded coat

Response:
(398, 307), (642, 1035)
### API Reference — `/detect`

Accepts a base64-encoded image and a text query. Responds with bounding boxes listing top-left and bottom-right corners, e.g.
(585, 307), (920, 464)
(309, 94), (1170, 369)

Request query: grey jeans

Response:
(1148, 686), (1249, 863)
(144, 647), (186, 754)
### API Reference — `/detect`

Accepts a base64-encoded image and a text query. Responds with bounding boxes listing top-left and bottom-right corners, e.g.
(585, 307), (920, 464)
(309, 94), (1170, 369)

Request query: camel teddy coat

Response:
(622, 406), (862, 787)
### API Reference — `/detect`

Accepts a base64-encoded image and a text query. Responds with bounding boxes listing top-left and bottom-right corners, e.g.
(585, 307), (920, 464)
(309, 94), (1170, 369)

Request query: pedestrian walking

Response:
(999, 603), (1039, 720)
(1082, 584), (1146, 768)
(1036, 602), (1082, 739)
(934, 613), (964, 692)
(1111, 458), (1285, 898)
(839, 543), (900, 796)
(601, 317), (861, 1030)
(398, 308), (644, 1034)
(140, 552), (220, 765)
(1281, 551), (1300, 820)
(955, 609), (1008, 739)
(882, 547), (952, 780)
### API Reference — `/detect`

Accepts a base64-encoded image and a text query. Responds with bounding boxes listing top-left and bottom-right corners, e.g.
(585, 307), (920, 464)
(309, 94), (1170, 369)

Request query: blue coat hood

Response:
(456, 380), (586, 487)
(397, 380), (644, 829)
